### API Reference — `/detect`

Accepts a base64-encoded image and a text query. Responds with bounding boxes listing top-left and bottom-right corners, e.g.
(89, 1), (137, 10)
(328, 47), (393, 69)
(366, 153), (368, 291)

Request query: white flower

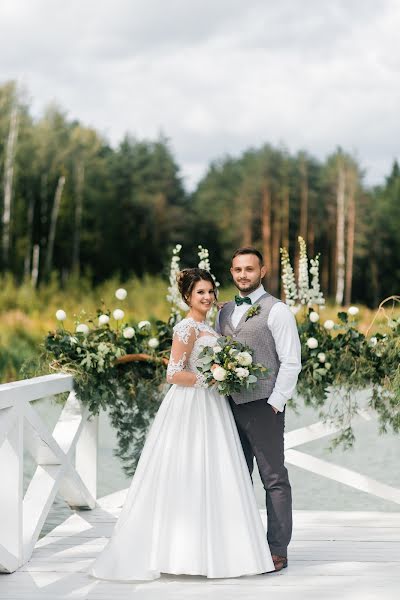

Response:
(213, 345), (222, 354)
(348, 306), (359, 316)
(290, 305), (301, 314)
(317, 352), (326, 363)
(98, 314), (110, 325)
(324, 319), (335, 330)
(306, 337), (318, 349)
(235, 367), (250, 379)
(55, 309), (67, 321)
(148, 337), (159, 349)
(76, 323), (89, 335)
(237, 351), (253, 366)
(325, 362), (331, 370)
(123, 327), (135, 339)
(138, 320), (151, 329)
(113, 309), (125, 321)
(115, 288), (127, 300)
(309, 311), (320, 323)
(369, 337), (378, 347)
(213, 366), (227, 381)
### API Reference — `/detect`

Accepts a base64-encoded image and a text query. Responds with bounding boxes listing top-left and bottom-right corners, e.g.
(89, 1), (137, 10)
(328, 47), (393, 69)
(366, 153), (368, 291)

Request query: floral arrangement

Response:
(35, 243), (399, 474)
(44, 288), (172, 475)
(197, 336), (269, 395)
(280, 238), (399, 448)
(295, 300), (400, 448)
(281, 236), (325, 312)
(245, 304), (261, 321)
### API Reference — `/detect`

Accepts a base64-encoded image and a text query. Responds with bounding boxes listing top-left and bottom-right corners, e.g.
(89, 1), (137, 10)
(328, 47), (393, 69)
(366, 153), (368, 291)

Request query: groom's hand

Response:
(270, 404), (279, 414)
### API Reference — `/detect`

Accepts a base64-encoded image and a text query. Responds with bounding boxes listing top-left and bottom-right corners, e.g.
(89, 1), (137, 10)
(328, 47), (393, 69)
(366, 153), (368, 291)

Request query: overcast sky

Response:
(1, 0), (399, 190)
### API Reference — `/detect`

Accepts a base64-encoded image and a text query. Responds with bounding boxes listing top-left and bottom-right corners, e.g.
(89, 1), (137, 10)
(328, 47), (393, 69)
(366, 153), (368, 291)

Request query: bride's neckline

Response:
(186, 315), (207, 324)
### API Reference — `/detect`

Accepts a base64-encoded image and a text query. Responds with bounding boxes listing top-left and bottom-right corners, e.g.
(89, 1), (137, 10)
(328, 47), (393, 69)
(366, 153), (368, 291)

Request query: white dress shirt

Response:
(216, 285), (302, 412)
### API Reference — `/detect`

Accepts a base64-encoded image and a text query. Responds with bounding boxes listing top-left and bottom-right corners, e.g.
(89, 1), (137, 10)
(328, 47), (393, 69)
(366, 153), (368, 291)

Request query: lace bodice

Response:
(166, 318), (218, 388)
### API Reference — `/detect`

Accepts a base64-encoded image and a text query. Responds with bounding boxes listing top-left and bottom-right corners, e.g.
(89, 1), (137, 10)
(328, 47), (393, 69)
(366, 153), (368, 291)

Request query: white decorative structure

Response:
(0, 373), (399, 590)
(0, 374), (98, 573)
(284, 414), (400, 505)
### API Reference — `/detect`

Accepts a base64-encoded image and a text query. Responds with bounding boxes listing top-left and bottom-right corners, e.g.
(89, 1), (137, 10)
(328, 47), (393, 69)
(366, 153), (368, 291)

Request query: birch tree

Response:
(335, 156), (346, 305)
(45, 175), (66, 275)
(345, 166), (357, 305)
(2, 102), (19, 267)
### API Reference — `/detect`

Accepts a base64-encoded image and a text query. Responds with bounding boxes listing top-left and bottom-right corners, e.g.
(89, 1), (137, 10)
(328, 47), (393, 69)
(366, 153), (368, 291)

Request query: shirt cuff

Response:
(267, 391), (287, 412)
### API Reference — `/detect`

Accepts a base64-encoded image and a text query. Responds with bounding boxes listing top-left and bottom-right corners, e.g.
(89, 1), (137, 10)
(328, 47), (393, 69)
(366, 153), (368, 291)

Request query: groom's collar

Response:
(237, 284), (266, 305)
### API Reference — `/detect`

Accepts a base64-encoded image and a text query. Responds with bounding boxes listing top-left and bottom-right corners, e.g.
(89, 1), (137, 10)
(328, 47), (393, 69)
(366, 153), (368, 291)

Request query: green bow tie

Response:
(235, 295), (252, 306)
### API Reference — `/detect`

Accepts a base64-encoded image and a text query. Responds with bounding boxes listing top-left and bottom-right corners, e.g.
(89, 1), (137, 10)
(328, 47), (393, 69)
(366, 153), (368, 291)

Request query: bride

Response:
(88, 267), (274, 580)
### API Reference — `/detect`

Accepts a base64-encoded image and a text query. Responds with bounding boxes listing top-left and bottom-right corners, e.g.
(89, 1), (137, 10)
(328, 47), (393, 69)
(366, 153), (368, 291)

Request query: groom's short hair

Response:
(232, 247), (264, 266)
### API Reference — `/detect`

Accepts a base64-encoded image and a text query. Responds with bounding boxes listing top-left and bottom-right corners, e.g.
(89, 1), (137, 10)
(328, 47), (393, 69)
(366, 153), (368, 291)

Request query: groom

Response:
(215, 247), (301, 572)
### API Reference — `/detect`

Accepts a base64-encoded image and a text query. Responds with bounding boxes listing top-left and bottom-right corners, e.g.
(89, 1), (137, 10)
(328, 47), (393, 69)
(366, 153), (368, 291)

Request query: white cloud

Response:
(0, 0), (399, 190)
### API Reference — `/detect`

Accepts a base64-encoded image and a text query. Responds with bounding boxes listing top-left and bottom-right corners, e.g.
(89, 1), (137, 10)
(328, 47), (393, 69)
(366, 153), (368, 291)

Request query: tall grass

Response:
(0, 273), (398, 383)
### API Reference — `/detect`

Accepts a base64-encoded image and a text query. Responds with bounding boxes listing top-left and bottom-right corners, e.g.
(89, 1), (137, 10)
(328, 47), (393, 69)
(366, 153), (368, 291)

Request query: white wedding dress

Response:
(88, 317), (274, 581)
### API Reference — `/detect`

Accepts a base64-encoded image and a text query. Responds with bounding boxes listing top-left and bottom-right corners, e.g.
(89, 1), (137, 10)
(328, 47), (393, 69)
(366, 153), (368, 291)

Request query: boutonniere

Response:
(245, 304), (261, 321)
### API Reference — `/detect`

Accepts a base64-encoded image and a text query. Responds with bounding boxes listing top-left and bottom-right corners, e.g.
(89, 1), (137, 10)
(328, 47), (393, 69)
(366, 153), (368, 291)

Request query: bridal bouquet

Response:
(198, 336), (269, 395)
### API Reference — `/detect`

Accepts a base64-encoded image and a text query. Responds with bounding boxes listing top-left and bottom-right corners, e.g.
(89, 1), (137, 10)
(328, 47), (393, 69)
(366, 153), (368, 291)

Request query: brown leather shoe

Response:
(271, 554), (288, 572)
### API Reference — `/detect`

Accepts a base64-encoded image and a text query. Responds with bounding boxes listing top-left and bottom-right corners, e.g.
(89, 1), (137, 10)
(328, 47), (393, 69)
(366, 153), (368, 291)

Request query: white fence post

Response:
(0, 374), (98, 573)
(0, 404), (23, 573)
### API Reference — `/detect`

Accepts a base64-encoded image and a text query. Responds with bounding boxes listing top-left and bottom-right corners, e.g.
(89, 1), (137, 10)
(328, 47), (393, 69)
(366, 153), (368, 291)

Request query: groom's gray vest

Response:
(219, 292), (281, 404)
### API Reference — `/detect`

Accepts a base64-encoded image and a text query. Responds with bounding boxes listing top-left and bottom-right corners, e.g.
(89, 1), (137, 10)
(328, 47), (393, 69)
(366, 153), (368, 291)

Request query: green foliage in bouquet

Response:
(197, 336), (269, 396)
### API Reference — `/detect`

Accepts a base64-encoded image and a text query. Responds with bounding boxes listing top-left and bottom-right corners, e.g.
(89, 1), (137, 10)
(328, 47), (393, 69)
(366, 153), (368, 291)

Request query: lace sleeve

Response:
(166, 319), (198, 384)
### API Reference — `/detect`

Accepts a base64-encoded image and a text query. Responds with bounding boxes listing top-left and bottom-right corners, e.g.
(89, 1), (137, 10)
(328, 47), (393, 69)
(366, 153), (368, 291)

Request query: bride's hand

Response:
(215, 301), (227, 310)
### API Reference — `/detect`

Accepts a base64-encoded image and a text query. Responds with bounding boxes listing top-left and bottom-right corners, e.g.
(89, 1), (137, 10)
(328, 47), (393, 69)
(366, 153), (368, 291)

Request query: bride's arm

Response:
(166, 321), (202, 387)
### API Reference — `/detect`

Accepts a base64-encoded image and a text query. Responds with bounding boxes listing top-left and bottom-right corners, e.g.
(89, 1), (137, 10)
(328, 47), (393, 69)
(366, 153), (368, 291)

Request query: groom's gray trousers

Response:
(228, 396), (292, 557)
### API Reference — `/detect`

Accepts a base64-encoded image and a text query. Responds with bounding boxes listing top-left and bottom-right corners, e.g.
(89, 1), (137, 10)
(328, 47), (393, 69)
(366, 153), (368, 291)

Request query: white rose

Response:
(237, 351), (253, 366)
(306, 337), (318, 349)
(76, 323), (89, 335)
(369, 336), (378, 347)
(138, 320), (151, 329)
(115, 288), (127, 300)
(113, 309), (125, 321)
(148, 337), (159, 349)
(55, 309), (67, 321)
(213, 366), (227, 381)
(98, 314), (110, 325)
(324, 319), (335, 330)
(235, 367), (250, 379)
(348, 306), (359, 316)
(123, 327), (135, 339)
(317, 352), (326, 363)
(309, 311), (320, 323)
(213, 345), (222, 354)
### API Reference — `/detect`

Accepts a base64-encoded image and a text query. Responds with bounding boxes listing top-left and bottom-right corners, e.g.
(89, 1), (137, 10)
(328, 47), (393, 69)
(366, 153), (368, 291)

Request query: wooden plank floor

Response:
(1, 491), (400, 599)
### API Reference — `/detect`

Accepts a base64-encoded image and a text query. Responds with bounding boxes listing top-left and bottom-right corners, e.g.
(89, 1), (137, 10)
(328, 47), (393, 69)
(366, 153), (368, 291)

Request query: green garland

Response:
(41, 301), (400, 475)
(295, 308), (400, 449)
(44, 312), (172, 475)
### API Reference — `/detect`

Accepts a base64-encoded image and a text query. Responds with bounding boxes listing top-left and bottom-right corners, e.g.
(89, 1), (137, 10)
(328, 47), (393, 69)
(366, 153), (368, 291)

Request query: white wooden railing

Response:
(0, 376), (399, 576)
(0, 374), (98, 573)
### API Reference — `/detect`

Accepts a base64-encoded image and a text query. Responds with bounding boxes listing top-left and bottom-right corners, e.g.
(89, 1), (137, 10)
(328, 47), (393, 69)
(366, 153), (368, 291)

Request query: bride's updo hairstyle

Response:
(177, 268), (217, 306)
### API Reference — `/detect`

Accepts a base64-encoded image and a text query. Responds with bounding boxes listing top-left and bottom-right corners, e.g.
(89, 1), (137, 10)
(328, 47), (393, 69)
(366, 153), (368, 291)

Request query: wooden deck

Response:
(1, 490), (399, 600)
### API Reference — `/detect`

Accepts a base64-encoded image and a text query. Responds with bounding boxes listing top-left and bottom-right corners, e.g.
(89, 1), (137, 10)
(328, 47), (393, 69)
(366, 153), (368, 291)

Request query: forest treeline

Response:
(1, 80), (399, 306)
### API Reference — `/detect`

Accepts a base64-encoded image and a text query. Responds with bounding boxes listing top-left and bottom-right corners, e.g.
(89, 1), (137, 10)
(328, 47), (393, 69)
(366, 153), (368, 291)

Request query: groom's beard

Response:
(235, 278), (262, 295)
